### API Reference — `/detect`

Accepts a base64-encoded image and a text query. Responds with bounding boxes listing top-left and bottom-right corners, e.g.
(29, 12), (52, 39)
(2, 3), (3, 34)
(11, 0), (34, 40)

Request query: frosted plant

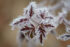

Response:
(10, 0), (70, 47)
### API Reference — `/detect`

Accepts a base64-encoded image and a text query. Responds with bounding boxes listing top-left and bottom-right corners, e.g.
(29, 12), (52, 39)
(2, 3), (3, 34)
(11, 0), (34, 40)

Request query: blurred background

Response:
(0, 0), (70, 47)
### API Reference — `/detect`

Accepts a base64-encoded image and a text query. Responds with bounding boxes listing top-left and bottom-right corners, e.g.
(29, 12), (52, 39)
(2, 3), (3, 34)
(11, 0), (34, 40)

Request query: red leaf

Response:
(40, 13), (45, 19)
(44, 24), (54, 27)
(14, 18), (28, 25)
(39, 24), (46, 37)
(29, 6), (34, 17)
(21, 26), (33, 31)
(45, 17), (53, 19)
(39, 34), (43, 44)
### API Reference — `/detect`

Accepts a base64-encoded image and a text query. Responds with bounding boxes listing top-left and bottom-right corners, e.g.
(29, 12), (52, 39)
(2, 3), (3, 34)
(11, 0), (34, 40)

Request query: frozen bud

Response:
(57, 33), (70, 41)
(37, 21), (54, 44)
(63, 19), (70, 33)
(23, 2), (37, 18)
(63, 18), (70, 26)
(10, 1), (70, 47)
(21, 24), (36, 39)
(10, 16), (28, 30)
(37, 24), (46, 44)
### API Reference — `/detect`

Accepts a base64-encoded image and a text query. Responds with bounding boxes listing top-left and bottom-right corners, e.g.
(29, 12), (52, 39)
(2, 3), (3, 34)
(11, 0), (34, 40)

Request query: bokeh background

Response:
(0, 0), (70, 47)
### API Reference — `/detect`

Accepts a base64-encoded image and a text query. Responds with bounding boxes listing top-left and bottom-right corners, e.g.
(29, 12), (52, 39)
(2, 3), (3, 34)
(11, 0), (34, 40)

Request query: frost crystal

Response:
(10, 1), (70, 47)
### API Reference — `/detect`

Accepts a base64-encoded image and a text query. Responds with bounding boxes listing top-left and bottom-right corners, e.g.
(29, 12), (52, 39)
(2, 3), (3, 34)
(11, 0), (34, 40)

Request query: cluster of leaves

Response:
(10, 1), (70, 47)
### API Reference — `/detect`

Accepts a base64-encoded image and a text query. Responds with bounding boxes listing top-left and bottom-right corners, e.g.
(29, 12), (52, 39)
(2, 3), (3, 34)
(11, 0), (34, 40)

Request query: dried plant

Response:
(10, 0), (70, 47)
